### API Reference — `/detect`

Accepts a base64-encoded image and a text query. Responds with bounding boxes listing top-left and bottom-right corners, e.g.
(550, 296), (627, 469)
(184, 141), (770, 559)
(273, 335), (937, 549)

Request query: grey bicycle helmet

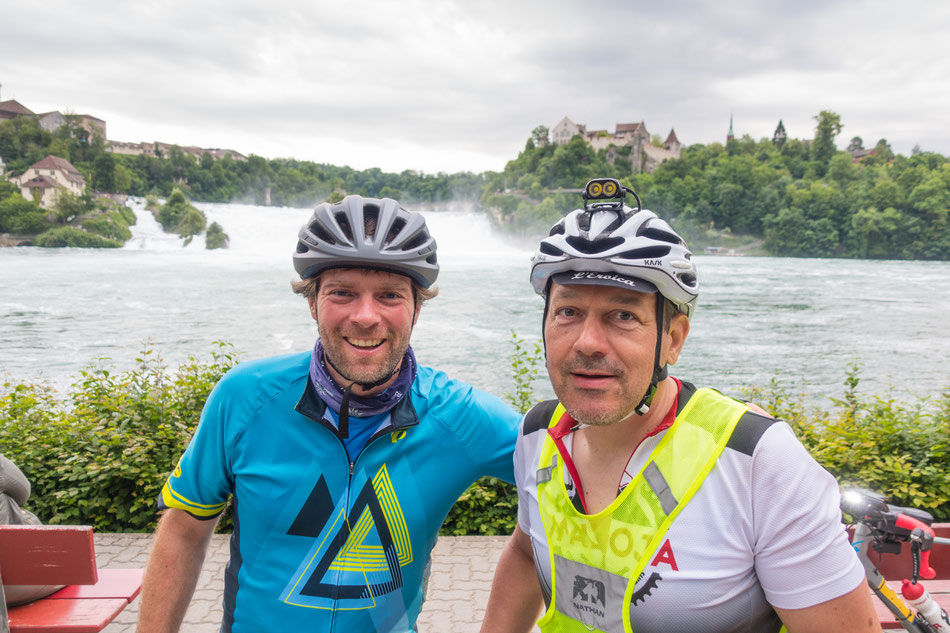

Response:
(294, 195), (439, 288)
(530, 183), (698, 319)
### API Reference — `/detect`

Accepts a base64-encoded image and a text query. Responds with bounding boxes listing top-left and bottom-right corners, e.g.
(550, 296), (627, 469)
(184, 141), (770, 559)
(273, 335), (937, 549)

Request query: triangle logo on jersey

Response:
(280, 464), (412, 609)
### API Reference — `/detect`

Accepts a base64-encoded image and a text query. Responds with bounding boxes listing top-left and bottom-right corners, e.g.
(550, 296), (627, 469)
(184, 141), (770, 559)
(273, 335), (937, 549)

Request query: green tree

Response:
(851, 206), (901, 258)
(92, 152), (117, 191)
(531, 126), (549, 147)
(811, 110), (843, 164)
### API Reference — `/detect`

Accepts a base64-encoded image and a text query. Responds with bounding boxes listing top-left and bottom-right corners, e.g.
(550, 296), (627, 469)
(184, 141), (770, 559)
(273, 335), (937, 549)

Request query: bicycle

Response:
(841, 488), (950, 632)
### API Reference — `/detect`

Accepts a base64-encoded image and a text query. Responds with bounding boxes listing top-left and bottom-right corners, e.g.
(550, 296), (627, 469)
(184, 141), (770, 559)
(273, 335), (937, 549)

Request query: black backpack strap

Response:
(726, 411), (779, 456)
(522, 399), (560, 437)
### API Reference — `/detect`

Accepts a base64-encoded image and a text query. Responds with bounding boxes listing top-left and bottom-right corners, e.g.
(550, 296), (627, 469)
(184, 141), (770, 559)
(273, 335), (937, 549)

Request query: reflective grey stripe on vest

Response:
(642, 462), (678, 515)
(552, 554), (626, 633)
(537, 454), (558, 485)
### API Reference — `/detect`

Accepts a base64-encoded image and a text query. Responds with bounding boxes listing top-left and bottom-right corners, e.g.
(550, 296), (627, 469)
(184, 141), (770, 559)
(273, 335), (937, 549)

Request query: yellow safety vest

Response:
(535, 388), (750, 633)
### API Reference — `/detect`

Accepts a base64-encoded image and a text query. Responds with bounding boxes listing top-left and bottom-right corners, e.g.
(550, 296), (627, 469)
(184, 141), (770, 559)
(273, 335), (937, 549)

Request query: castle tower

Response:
(727, 114), (735, 143)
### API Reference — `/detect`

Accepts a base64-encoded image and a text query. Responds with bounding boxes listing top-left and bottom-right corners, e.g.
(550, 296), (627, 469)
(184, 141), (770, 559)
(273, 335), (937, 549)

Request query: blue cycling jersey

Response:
(159, 351), (519, 633)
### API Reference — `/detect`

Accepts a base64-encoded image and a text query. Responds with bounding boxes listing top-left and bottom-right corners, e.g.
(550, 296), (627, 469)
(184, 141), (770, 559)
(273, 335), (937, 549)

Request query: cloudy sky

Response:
(2, 0), (948, 174)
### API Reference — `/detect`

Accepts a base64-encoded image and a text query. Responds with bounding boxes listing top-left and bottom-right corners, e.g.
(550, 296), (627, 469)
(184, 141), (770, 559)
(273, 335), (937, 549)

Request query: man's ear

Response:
(307, 296), (318, 321)
(412, 303), (422, 326)
(664, 313), (690, 366)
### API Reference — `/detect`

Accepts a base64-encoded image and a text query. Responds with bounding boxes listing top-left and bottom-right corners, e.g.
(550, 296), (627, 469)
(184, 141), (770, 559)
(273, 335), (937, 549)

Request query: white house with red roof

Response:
(8, 155), (87, 208)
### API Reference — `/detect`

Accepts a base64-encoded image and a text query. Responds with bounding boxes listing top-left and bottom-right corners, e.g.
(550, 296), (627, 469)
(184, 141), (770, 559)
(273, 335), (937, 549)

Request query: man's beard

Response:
(552, 355), (643, 427)
(318, 323), (407, 386)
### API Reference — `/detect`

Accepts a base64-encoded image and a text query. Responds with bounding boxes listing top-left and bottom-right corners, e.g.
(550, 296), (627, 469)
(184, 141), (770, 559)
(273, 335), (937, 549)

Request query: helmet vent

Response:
(309, 221), (337, 245)
(403, 230), (430, 251)
(565, 235), (624, 254)
(549, 223), (566, 236)
(539, 241), (564, 256)
(639, 226), (682, 244)
(617, 245), (672, 260)
(362, 204), (380, 238)
(296, 241), (308, 254)
(679, 272), (698, 287)
(385, 217), (407, 245)
(335, 212), (354, 241)
(426, 253), (438, 265)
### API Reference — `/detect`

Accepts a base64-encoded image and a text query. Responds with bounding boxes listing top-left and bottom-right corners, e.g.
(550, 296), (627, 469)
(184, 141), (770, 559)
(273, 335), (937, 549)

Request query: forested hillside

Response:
(3, 110), (947, 258)
(486, 112), (950, 259)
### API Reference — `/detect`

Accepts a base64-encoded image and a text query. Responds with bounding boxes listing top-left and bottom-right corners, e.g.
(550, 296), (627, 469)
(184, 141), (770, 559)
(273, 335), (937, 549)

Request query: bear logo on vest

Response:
(573, 576), (606, 616)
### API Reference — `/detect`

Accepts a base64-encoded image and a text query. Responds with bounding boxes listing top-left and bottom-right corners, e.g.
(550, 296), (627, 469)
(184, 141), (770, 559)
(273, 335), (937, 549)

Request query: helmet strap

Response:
(633, 296), (668, 416)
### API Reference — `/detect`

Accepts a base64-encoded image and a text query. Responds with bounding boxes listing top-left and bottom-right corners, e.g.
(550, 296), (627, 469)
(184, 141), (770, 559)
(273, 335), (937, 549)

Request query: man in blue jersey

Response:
(136, 195), (520, 633)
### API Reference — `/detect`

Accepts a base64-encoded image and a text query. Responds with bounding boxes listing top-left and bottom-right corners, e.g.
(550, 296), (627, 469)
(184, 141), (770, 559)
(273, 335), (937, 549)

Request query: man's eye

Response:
(615, 311), (634, 321)
(556, 307), (577, 318)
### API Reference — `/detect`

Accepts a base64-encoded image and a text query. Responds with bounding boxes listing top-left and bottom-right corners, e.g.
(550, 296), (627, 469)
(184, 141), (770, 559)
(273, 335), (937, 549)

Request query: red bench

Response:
(0, 525), (143, 633)
(863, 522), (950, 631)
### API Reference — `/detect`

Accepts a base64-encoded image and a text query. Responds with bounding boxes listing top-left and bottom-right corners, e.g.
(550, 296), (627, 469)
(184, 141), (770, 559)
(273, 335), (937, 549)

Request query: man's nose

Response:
(349, 295), (382, 327)
(572, 316), (609, 356)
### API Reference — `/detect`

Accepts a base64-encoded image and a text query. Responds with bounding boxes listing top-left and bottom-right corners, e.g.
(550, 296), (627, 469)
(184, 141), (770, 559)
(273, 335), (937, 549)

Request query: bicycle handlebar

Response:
(895, 513), (937, 580)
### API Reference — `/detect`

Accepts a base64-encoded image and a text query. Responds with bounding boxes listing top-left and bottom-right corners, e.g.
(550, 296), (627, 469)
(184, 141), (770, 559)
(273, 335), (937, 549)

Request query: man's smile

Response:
(345, 337), (385, 349)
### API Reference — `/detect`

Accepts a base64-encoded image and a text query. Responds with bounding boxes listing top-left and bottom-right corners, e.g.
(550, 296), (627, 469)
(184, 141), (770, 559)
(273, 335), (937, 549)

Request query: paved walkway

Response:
(97, 533), (539, 633)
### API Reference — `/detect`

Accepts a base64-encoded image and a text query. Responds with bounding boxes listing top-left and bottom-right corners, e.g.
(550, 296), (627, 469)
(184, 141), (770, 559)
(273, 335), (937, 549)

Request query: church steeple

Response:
(727, 114), (735, 143)
(772, 119), (787, 148)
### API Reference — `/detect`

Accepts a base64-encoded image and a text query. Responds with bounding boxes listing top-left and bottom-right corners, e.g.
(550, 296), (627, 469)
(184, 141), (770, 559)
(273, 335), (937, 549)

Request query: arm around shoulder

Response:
(480, 525), (544, 633)
(136, 508), (219, 633)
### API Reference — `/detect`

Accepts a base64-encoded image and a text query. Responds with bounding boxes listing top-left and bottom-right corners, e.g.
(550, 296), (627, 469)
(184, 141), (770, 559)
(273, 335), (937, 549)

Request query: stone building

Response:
(8, 155), (87, 209)
(552, 116), (681, 173)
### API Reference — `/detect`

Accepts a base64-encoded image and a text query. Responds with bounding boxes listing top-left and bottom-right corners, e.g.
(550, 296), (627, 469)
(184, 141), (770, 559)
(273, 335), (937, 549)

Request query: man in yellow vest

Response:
(480, 179), (880, 633)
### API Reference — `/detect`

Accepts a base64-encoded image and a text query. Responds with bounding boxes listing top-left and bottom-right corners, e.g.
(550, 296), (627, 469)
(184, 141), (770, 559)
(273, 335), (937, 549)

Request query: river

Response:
(1, 200), (948, 408)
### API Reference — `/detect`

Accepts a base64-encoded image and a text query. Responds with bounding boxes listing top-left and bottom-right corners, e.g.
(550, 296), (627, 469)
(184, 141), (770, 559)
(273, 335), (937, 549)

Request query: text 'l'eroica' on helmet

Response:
(529, 180), (699, 319)
(293, 195), (439, 288)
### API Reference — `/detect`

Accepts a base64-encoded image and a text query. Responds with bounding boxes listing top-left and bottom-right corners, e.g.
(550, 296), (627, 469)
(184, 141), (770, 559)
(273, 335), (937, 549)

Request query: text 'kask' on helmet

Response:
(530, 178), (699, 318)
(294, 195), (439, 288)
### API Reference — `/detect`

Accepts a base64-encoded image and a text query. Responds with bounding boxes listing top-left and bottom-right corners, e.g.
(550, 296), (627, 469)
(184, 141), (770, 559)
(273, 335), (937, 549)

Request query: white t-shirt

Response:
(515, 385), (865, 633)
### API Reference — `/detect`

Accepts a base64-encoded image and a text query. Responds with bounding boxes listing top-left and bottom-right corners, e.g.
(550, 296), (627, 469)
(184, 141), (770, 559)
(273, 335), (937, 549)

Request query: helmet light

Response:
(582, 178), (641, 213)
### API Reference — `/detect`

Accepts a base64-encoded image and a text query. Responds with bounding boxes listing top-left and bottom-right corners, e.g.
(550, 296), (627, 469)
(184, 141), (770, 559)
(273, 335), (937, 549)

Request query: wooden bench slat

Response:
(47, 568), (144, 601)
(0, 526), (97, 586)
(8, 597), (128, 633)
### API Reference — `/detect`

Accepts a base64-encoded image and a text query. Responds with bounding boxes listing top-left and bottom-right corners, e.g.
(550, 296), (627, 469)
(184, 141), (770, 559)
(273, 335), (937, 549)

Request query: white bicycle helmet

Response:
(531, 179), (699, 415)
(530, 181), (698, 319)
(294, 195), (439, 288)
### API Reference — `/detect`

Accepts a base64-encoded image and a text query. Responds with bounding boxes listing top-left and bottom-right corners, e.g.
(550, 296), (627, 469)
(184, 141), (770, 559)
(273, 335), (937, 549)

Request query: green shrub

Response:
(440, 476), (518, 536)
(0, 343), (238, 532)
(81, 210), (134, 241)
(34, 227), (121, 248)
(441, 331), (543, 536)
(745, 366), (950, 520)
(0, 195), (46, 233)
(205, 221), (229, 249)
(177, 207), (206, 237)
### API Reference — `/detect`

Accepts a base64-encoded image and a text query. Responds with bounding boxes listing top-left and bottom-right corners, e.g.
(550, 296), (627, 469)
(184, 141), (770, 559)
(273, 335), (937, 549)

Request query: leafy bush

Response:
(34, 227), (121, 248)
(441, 332), (543, 536)
(0, 195), (46, 233)
(81, 210), (133, 241)
(0, 344), (237, 531)
(177, 207), (206, 237)
(745, 366), (950, 520)
(205, 221), (229, 249)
